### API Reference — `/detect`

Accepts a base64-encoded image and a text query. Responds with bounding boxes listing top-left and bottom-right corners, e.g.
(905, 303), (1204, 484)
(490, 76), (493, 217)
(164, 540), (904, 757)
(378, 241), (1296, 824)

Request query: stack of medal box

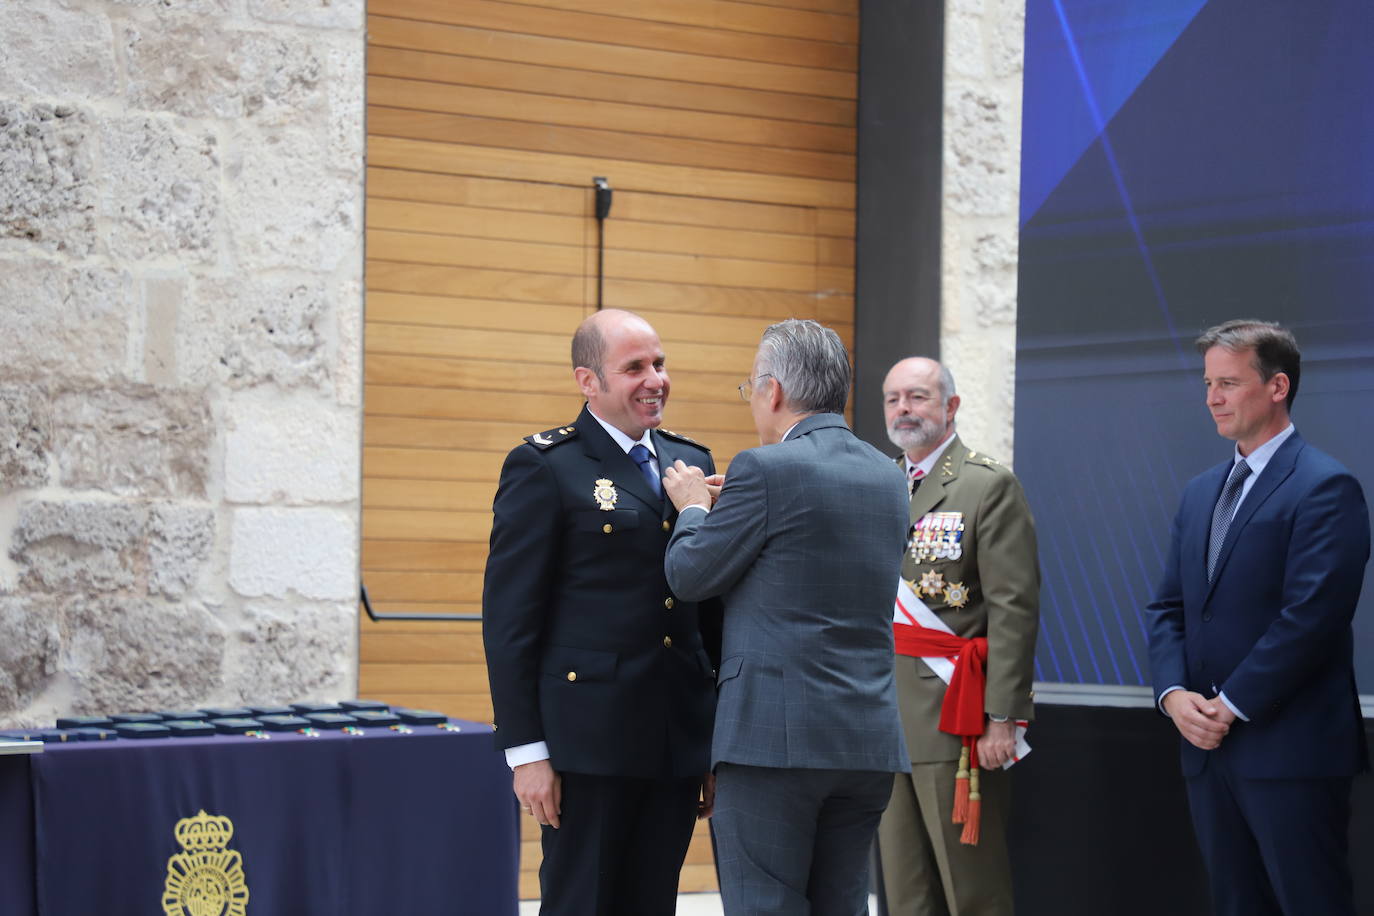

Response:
(0, 701), (454, 742)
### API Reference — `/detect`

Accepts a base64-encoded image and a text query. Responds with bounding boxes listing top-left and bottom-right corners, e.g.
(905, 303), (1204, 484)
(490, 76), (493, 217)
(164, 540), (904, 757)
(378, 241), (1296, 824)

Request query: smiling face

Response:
(1203, 345), (1290, 454)
(577, 313), (669, 439)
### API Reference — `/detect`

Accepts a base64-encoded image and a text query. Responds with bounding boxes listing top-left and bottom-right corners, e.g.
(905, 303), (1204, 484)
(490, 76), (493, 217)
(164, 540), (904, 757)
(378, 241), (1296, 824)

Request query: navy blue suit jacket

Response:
(482, 406), (718, 779)
(1146, 431), (1370, 778)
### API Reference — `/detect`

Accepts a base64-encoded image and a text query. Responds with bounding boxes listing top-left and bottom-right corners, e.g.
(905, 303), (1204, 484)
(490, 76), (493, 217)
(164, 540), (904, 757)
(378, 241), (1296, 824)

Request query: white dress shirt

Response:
(903, 430), (957, 480)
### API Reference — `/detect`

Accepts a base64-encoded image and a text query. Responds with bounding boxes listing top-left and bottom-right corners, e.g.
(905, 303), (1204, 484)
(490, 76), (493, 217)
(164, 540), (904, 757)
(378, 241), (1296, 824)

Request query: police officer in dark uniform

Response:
(482, 308), (719, 915)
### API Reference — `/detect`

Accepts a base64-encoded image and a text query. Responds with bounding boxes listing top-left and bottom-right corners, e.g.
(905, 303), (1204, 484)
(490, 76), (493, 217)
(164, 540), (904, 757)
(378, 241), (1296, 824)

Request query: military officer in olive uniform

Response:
(482, 309), (719, 916)
(876, 357), (1040, 916)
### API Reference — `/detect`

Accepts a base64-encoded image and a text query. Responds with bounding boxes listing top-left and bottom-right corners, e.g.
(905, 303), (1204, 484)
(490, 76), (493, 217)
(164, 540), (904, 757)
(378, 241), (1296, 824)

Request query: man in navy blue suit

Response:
(1146, 319), (1370, 916)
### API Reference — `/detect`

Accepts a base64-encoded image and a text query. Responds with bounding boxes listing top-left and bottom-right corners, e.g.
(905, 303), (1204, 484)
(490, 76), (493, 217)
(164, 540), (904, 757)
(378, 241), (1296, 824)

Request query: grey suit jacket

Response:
(665, 413), (912, 773)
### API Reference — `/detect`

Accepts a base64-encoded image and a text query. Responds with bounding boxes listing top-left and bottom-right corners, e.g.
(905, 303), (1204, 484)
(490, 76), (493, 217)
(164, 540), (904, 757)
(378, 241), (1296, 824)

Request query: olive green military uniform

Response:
(878, 436), (1040, 916)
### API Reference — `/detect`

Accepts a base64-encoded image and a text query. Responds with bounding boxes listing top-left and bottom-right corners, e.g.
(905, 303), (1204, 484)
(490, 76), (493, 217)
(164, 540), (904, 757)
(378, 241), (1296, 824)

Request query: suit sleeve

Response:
(665, 449), (768, 602)
(481, 445), (562, 750)
(977, 469), (1041, 721)
(1221, 472), (1370, 720)
(1144, 500), (1189, 707)
(695, 452), (726, 670)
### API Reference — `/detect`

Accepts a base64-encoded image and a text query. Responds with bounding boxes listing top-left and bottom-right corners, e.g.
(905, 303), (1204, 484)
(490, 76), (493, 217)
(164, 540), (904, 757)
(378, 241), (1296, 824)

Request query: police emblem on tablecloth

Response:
(908, 511), (965, 562)
(161, 809), (249, 916)
(593, 479), (618, 511)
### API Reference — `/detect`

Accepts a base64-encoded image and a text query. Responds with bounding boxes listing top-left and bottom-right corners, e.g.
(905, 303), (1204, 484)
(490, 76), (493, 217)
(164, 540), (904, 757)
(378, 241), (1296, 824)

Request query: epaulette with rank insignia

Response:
(657, 428), (710, 451)
(966, 451), (1002, 468)
(525, 425), (579, 450)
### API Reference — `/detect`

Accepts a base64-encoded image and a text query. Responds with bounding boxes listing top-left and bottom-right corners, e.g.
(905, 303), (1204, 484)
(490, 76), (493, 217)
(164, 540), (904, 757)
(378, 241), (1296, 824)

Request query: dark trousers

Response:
(712, 763), (893, 916)
(538, 772), (699, 916)
(1186, 757), (1354, 916)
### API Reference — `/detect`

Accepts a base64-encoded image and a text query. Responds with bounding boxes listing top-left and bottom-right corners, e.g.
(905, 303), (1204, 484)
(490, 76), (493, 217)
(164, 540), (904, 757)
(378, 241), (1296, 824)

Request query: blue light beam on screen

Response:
(1081, 472), (1148, 675)
(1065, 484), (1132, 682)
(1045, 524), (1105, 683)
(1020, 0), (1209, 226)
(1051, 0), (1187, 367)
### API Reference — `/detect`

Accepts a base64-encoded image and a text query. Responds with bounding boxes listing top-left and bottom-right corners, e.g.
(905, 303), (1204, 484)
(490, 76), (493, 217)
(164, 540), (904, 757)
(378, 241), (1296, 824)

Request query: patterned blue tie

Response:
(1207, 459), (1251, 582)
(629, 444), (662, 499)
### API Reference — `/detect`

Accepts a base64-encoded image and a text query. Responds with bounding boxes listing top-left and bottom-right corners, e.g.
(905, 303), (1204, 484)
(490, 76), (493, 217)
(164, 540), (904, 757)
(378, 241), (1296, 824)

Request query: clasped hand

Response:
(1162, 690), (1235, 750)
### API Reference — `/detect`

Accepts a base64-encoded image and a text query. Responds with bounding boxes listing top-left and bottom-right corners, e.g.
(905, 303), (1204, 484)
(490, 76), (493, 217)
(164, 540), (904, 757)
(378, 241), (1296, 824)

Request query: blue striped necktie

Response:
(1207, 459), (1251, 582)
(629, 444), (662, 499)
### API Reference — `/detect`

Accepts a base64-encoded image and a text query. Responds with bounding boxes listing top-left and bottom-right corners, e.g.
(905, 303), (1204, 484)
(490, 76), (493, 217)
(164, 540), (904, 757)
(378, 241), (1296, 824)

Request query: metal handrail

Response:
(360, 583), (482, 622)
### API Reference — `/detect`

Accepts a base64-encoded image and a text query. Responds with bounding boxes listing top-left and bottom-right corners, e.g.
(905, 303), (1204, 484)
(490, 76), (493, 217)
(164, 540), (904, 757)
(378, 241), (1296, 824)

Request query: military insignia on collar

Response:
(918, 569), (945, 597)
(943, 581), (970, 609)
(908, 511), (965, 562)
(593, 479), (618, 511)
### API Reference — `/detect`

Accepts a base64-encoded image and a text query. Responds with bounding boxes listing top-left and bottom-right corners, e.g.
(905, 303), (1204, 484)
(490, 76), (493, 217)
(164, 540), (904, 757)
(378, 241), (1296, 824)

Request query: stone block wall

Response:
(941, 0), (1026, 464)
(0, 0), (364, 727)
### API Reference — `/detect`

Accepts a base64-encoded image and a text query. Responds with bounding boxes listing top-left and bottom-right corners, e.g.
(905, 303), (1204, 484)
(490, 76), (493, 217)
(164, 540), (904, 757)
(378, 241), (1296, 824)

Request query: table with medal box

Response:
(0, 701), (518, 916)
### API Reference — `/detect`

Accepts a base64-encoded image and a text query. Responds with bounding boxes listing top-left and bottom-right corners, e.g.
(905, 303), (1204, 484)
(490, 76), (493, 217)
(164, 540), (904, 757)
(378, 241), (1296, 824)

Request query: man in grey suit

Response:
(662, 318), (911, 916)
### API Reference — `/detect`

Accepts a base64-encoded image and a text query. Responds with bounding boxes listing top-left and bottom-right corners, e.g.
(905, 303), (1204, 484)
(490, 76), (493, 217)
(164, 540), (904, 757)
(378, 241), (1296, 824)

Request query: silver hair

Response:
(934, 362), (957, 405)
(753, 319), (851, 414)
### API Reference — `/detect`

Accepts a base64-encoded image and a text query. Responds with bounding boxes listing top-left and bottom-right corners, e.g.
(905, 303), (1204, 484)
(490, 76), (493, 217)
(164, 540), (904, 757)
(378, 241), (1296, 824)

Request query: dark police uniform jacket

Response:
(482, 405), (719, 780)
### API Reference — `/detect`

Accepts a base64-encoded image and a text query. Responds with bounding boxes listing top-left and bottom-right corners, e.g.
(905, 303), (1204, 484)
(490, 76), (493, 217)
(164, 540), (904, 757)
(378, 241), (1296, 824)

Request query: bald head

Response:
(572, 309), (670, 439)
(882, 357), (959, 461)
(572, 309), (654, 382)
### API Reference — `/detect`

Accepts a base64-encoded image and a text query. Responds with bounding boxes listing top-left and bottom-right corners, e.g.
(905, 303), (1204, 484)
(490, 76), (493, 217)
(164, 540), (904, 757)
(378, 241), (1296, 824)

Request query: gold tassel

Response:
(952, 745), (970, 824)
(960, 766), (982, 845)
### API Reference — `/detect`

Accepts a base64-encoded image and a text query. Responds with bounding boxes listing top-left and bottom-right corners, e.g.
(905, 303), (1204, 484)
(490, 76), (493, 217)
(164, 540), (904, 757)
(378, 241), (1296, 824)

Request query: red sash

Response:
(893, 624), (988, 844)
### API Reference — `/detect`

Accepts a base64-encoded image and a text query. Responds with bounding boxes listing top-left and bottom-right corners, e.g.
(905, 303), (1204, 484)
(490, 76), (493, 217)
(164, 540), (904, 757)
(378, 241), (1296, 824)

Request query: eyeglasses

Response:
(737, 373), (773, 401)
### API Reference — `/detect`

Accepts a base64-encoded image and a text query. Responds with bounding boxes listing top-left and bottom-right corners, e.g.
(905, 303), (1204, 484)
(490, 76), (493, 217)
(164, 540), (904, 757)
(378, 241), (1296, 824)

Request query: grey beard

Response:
(887, 423), (943, 453)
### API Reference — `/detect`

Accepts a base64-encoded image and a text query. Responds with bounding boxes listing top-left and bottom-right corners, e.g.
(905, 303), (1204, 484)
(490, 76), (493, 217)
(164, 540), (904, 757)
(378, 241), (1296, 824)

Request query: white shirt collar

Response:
(1233, 423), (1294, 477)
(586, 407), (655, 456)
(905, 430), (957, 478)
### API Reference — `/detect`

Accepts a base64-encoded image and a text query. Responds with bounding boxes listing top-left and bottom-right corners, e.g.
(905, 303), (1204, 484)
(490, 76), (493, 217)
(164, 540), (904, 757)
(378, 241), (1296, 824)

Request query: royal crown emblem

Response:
(593, 478), (618, 511)
(162, 810), (250, 916)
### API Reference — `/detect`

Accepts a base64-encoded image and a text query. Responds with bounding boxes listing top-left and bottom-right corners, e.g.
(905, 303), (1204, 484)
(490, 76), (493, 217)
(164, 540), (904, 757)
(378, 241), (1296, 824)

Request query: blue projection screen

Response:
(1015, 0), (1374, 698)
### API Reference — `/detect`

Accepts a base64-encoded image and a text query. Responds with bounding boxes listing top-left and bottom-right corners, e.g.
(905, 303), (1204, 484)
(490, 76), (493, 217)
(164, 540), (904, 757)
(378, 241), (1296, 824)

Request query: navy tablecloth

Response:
(0, 722), (518, 915)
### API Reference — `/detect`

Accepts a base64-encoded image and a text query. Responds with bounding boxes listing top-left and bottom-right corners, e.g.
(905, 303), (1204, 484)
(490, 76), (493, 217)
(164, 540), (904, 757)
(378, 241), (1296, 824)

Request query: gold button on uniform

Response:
(567, 672), (577, 682)
(602, 523), (612, 534)
(663, 636), (673, 648)
(662, 520), (670, 532)
(664, 597), (675, 609)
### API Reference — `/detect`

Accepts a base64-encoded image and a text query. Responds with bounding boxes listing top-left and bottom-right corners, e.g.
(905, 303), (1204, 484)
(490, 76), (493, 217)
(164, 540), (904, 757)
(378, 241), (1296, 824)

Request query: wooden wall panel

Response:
(368, 47), (856, 126)
(368, 137), (853, 207)
(369, 77), (855, 153)
(368, 15), (854, 97)
(362, 0), (857, 899)
(371, 0), (855, 70)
